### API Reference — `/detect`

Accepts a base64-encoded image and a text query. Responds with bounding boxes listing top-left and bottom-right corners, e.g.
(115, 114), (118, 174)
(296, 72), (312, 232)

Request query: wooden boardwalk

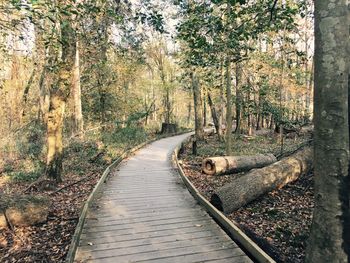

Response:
(75, 133), (252, 263)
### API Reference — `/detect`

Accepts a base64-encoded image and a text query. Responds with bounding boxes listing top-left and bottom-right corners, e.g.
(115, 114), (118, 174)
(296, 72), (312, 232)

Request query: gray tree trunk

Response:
(225, 58), (233, 155)
(192, 72), (204, 140)
(207, 92), (222, 141)
(218, 64), (225, 140)
(235, 63), (242, 135)
(305, 1), (349, 262)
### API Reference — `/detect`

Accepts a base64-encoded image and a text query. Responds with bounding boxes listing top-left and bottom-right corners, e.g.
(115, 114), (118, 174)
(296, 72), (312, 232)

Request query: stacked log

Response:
(210, 147), (313, 213)
(202, 154), (277, 176)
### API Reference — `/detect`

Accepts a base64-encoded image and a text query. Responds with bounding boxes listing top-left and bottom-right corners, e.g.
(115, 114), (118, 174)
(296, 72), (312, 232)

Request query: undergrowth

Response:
(0, 124), (183, 183)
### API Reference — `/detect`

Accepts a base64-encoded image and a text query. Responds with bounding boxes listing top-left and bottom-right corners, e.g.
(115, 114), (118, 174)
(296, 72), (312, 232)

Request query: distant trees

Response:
(146, 39), (177, 125)
(176, 0), (307, 153)
(305, 0), (349, 262)
(0, 0), (191, 183)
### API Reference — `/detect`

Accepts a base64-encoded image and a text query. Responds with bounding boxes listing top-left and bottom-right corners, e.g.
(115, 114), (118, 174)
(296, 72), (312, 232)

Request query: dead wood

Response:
(210, 147), (313, 213)
(202, 154), (277, 176)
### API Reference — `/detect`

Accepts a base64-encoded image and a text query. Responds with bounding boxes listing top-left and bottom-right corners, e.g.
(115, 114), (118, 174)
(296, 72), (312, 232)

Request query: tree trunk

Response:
(46, 94), (65, 182)
(207, 92), (222, 141)
(34, 24), (50, 124)
(165, 86), (171, 123)
(46, 2), (76, 182)
(202, 154), (276, 176)
(192, 72), (204, 140)
(21, 69), (36, 118)
(160, 123), (177, 134)
(269, 114), (274, 130)
(305, 1), (349, 262)
(235, 63), (242, 135)
(39, 66), (50, 124)
(211, 147), (313, 214)
(71, 40), (83, 135)
(218, 65), (225, 141)
(187, 101), (192, 126)
(256, 93), (261, 130)
(203, 91), (207, 127)
(225, 58), (233, 155)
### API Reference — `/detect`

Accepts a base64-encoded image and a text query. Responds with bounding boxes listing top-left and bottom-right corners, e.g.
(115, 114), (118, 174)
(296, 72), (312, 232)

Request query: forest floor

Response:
(178, 130), (313, 263)
(0, 127), (180, 263)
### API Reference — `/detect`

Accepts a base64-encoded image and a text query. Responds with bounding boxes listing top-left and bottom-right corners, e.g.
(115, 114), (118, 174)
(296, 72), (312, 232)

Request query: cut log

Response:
(160, 123), (178, 134)
(202, 154), (277, 176)
(1, 195), (50, 227)
(210, 147), (313, 213)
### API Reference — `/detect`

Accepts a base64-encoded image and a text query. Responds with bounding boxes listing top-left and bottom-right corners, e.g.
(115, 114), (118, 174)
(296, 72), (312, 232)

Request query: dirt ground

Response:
(0, 164), (103, 262)
(0, 137), (120, 263)
(179, 131), (313, 263)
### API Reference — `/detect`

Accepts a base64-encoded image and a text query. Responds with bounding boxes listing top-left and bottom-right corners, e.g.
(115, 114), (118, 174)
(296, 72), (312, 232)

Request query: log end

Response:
(202, 159), (216, 175)
(210, 194), (224, 212)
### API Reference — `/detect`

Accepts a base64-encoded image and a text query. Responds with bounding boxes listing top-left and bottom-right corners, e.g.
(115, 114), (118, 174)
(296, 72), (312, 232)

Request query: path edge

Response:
(65, 130), (192, 263)
(172, 136), (276, 263)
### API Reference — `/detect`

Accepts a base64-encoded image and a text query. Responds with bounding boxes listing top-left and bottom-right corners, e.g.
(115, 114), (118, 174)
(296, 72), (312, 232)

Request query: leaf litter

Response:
(179, 133), (314, 263)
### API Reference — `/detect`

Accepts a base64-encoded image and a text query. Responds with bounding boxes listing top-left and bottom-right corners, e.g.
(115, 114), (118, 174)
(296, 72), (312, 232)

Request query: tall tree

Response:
(192, 72), (204, 140)
(46, 2), (76, 182)
(71, 39), (84, 135)
(305, 0), (349, 262)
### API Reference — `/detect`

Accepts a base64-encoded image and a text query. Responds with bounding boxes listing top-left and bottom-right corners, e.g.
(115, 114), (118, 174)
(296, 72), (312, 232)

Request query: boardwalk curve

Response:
(75, 133), (252, 263)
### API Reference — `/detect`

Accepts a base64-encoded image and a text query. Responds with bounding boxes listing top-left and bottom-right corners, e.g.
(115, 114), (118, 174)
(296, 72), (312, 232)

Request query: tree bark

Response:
(187, 101), (192, 126)
(34, 23), (50, 124)
(211, 147), (313, 214)
(235, 63), (242, 135)
(46, 2), (76, 182)
(46, 94), (65, 182)
(225, 57), (233, 155)
(71, 40), (84, 135)
(202, 154), (276, 176)
(305, 1), (349, 262)
(203, 90), (207, 127)
(207, 92), (222, 141)
(192, 72), (204, 140)
(218, 64), (225, 141)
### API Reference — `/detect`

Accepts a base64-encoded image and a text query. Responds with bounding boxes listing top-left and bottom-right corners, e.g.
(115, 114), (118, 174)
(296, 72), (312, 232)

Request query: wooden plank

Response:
(77, 238), (232, 259)
(79, 227), (221, 246)
(82, 216), (212, 234)
(88, 201), (197, 212)
(84, 212), (208, 227)
(133, 252), (251, 263)
(99, 195), (185, 202)
(81, 218), (212, 237)
(208, 257), (254, 263)
(79, 241), (239, 262)
(85, 208), (205, 222)
(78, 230), (225, 251)
(86, 205), (199, 217)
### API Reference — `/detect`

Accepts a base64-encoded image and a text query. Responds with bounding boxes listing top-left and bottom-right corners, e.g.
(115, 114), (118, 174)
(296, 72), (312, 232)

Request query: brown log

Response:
(202, 154), (277, 176)
(210, 147), (313, 213)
